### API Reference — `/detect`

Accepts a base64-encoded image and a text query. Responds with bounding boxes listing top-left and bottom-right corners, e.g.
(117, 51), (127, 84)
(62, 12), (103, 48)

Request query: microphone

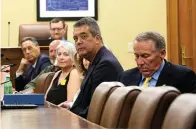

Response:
(8, 22), (10, 47)
(1, 70), (10, 73)
(1, 64), (17, 71)
(0, 80), (11, 85)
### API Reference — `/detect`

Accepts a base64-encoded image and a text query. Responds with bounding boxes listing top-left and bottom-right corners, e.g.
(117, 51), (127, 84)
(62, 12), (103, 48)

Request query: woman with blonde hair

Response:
(58, 53), (90, 108)
(45, 41), (81, 105)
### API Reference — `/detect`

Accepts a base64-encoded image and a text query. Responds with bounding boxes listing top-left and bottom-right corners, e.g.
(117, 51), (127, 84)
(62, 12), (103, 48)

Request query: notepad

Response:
(3, 94), (44, 105)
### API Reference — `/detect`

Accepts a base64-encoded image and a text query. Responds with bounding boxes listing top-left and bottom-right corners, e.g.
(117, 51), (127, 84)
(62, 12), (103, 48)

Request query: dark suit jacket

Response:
(15, 54), (51, 91)
(118, 60), (196, 93)
(70, 46), (123, 118)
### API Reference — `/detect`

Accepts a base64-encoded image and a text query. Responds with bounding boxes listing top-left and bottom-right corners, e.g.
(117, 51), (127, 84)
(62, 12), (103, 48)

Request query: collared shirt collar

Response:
(49, 37), (66, 41)
(32, 60), (37, 68)
(141, 60), (165, 81)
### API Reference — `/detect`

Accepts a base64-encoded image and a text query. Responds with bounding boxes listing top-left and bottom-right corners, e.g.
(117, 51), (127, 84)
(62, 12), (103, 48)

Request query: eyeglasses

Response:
(50, 28), (64, 32)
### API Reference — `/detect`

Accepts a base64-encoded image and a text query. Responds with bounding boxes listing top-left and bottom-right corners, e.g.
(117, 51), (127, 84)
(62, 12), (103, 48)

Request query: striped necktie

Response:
(142, 77), (151, 88)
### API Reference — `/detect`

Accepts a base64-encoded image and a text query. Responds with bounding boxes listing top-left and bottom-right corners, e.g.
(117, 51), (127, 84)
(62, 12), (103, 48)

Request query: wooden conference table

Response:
(1, 102), (105, 129)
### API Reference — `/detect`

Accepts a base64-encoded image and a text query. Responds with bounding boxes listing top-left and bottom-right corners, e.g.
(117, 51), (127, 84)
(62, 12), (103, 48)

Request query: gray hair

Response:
(21, 37), (39, 46)
(134, 31), (166, 50)
(56, 41), (76, 62)
(73, 17), (103, 41)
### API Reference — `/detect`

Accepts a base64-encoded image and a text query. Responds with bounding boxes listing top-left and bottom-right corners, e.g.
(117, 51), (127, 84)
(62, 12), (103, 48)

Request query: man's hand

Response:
(58, 101), (72, 109)
(16, 58), (30, 73)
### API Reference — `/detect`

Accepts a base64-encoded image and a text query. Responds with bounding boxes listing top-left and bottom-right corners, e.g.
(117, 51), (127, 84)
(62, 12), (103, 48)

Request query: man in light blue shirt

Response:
(139, 60), (165, 87)
(118, 31), (196, 93)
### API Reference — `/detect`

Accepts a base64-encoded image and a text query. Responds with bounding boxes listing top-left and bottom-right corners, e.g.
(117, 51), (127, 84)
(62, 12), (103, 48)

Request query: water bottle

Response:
(4, 75), (13, 94)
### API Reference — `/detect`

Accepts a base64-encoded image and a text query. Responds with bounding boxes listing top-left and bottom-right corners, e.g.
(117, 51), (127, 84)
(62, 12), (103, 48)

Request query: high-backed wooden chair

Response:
(34, 72), (55, 94)
(100, 86), (141, 129)
(162, 94), (196, 129)
(87, 82), (124, 125)
(128, 86), (180, 129)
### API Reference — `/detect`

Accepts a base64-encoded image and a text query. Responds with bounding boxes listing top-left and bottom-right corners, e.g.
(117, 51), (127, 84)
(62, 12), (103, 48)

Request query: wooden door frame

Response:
(166, 0), (180, 64)
(167, 0), (196, 71)
(192, 0), (196, 71)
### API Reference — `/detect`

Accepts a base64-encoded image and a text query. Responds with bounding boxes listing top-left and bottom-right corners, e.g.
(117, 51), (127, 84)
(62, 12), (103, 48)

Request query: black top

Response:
(46, 71), (70, 105)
